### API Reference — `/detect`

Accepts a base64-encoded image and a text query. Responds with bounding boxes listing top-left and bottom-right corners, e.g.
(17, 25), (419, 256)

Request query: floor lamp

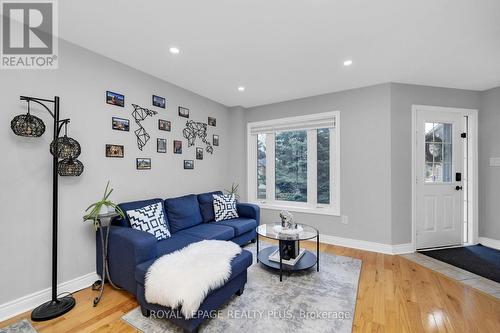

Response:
(10, 96), (84, 321)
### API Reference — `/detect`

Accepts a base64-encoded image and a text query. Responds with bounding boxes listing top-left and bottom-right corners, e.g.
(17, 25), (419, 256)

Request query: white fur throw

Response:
(145, 240), (242, 319)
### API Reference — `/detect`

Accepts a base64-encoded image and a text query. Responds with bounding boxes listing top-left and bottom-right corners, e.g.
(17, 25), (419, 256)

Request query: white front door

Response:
(415, 108), (464, 249)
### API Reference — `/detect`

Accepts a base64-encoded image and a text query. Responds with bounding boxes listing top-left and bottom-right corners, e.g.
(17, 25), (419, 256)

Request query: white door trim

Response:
(411, 105), (478, 251)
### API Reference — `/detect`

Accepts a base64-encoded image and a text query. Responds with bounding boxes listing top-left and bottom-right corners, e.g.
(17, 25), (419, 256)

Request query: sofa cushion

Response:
(156, 233), (201, 257)
(114, 198), (168, 228)
(197, 191), (223, 223)
(135, 248), (252, 285)
(176, 223), (234, 241)
(126, 202), (171, 240)
(212, 218), (257, 236)
(164, 194), (203, 233)
(213, 194), (239, 221)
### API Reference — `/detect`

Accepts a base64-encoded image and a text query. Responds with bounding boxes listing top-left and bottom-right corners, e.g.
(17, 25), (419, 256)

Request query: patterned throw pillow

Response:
(213, 194), (239, 222)
(126, 202), (171, 240)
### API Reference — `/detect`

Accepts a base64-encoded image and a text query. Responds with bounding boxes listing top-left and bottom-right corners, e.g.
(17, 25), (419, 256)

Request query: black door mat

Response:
(419, 244), (500, 283)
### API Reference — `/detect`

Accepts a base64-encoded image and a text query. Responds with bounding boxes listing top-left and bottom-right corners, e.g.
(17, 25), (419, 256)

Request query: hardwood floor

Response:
(2, 242), (499, 332)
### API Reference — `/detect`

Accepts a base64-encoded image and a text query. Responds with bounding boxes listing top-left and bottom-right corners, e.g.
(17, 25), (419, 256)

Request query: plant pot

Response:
(99, 205), (108, 215)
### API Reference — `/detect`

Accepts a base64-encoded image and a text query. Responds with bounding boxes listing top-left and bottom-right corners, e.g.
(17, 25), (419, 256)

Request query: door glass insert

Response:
(425, 122), (452, 183)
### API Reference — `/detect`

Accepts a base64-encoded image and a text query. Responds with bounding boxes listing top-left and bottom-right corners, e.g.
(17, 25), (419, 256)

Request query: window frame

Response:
(246, 111), (340, 216)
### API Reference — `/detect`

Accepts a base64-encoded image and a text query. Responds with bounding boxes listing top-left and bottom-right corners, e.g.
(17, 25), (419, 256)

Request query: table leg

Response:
(94, 223), (106, 306)
(256, 233), (259, 263)
(316, 234), (320, 272)
(279, 240), (283, 282)
(105, 226), (122, 290)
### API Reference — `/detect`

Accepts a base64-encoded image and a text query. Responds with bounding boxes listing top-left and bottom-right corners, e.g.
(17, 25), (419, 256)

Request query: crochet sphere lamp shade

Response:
(58, 158), (84, 176)
(50, 135), (81, 159)
(10, 102), (46, 137)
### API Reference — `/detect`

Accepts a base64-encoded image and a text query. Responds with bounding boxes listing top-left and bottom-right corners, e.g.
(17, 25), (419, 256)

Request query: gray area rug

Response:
(123, 243), (362, 333)
(0, 320), (37, 333)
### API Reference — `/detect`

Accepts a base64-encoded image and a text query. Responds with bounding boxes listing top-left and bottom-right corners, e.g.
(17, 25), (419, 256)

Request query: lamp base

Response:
(31, 296), (76, 322)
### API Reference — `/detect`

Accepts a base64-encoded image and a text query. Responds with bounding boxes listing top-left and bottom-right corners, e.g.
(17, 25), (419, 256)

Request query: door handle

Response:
(455, 185), (463, 191)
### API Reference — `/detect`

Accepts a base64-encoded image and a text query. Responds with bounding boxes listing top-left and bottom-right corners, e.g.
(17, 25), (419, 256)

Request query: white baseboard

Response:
(478, 237), (500, 250)
(0, 272), (98, 322)
(319, 234), (414, 255)
(390, 242), (415, 254)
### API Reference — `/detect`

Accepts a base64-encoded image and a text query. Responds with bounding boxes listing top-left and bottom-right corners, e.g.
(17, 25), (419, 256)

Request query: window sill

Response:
(252, 202), (340, 216)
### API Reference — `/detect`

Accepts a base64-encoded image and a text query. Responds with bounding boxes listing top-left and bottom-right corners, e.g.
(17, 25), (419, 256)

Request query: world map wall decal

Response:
(183, 120), (214, 154)
(131, 104), (157, 150)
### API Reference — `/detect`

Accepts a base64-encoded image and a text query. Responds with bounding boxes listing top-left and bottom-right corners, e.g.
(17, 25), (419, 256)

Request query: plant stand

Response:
(90, 212), (122, 306)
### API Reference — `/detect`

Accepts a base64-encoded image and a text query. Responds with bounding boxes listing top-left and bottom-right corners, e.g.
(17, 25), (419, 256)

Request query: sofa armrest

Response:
(237, 203), (260, 225)
(106, 226), (157, 295)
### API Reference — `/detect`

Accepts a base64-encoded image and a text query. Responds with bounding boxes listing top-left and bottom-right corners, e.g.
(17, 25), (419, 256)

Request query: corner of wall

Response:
(477, 86), (500, 241)
(227, 106), (248, 200)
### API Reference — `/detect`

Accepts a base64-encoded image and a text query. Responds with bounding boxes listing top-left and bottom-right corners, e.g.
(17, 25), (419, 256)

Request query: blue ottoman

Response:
(135, 249), (253, 333)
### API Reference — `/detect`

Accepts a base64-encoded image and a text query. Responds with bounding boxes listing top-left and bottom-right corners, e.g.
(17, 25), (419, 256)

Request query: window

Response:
(317, 128), (330, 204)
(257, 134), (267, 199)
(275, 130), (308, 202)
(247, 112), (340, 215)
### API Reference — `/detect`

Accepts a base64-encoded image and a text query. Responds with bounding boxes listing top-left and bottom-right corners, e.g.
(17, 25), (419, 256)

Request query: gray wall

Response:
(235, 83), (482, 245)
(0, 40), (231, 304)
(239, 84), (394, 244)
(479, 87), (500, 241)
(389, 83), (480, 244)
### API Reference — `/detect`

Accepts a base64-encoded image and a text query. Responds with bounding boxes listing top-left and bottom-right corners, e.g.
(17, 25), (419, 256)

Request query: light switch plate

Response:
(490, 157), (500, 167)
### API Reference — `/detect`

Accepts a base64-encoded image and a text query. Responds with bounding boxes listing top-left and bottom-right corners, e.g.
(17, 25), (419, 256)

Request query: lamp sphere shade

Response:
(58, 158), (84, 176)
(50, 136), (81, 159)
(11, 114), (46, 137)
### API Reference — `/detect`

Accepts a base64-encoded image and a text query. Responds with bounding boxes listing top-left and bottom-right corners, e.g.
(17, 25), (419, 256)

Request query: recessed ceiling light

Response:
(169, 47), (180, 54)
(343, 59), (353, 66)
(238, 86), (245, 92)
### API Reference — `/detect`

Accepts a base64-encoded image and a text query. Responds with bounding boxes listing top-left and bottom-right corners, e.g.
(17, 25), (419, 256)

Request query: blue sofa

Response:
(96, 191), (259, 332)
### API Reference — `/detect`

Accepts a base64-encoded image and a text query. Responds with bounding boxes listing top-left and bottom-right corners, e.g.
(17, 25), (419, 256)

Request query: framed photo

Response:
(158, 119), (172, 132)
(213, 134), (219, 146)
(158, 119), (171, 131)
(184, 160), (194, 170)
(208, 117), (216, 127)
(136, 158), (151, 170)
(105, 144), (124, 158)
(196, 147), (203, 160)
(152, 95), (166, 109)
(157, 138), (167, 153)
(173, 140), (182, 154)
(112, 117), (129, 131)
(178, 106), (189, 118)
(106, 91), (125, 107)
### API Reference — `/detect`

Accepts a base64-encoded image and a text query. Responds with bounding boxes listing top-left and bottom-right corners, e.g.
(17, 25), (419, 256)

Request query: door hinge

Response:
(461, 132), (467, 138)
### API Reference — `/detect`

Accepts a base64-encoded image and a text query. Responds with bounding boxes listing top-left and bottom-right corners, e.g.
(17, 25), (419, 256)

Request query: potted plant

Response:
(83, 181), (125, 229)
(225, 182), (240, 201)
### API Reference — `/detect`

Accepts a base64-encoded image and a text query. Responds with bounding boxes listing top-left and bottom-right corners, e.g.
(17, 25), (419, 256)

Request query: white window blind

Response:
(249, 112), (336, 135)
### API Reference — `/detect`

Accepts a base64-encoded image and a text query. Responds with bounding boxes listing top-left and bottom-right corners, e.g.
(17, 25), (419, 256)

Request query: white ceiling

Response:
(59, 0), (500, 107)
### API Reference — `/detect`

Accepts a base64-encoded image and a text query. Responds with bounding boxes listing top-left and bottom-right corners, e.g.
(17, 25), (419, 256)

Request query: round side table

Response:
(256, 223), (319, 282)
